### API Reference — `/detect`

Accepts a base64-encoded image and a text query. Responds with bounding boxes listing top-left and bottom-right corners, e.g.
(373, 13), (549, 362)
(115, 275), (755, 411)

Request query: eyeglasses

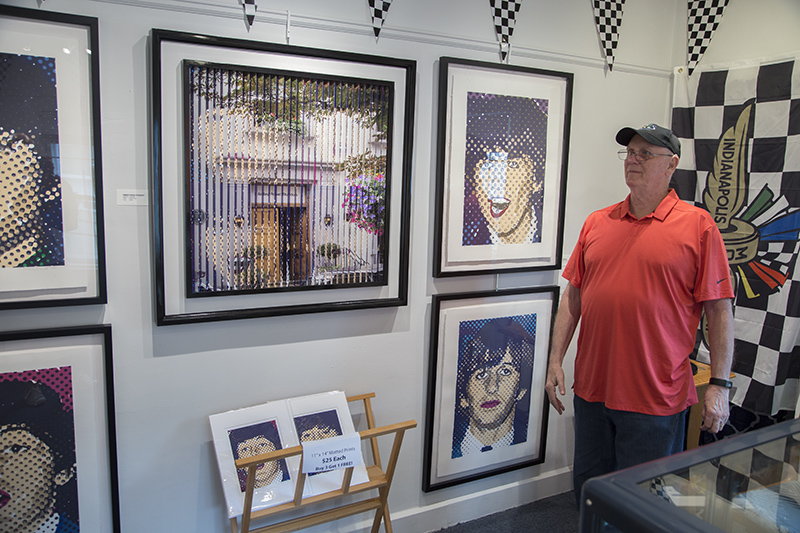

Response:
(617, 149), (673, 162)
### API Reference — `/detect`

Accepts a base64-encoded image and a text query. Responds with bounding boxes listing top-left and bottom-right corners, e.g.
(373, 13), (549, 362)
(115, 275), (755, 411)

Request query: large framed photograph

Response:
(151, 29), (415, 325)
(0, 6), (107, 309)
(0, 325), (119, 532)
(433, 57), (571, 277)
(423, 286), (557, 491)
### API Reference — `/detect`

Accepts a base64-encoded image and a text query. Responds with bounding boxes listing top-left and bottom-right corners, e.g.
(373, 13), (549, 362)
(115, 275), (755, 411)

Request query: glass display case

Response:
(579, 417), (800, 532)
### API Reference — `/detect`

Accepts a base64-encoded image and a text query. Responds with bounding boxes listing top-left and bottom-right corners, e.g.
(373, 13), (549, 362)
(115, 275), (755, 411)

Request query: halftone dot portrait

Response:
(293, 410), (342, 443)
(451, 315), (535, 459)
(227, 420), (290, 492)
(0, 52), (65, 269)
(462, 93), (547, 246)
(0, 368), (78, 532)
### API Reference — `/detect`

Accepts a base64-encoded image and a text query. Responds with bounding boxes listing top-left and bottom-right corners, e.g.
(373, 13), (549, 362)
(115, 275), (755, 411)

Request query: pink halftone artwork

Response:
(0, 366), (74, 411)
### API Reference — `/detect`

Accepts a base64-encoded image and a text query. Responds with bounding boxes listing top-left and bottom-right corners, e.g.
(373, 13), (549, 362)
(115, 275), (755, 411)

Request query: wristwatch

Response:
(708, 377), (733, 388)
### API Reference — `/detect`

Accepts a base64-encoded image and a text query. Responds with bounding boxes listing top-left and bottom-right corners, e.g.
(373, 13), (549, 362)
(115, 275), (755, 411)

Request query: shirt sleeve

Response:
(694, 220), (735, 302)
(562, 217), (591, 288)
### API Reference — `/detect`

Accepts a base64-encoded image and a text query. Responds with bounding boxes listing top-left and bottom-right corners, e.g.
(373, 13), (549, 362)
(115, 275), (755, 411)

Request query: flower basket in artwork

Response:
(342, 173), (386, 237)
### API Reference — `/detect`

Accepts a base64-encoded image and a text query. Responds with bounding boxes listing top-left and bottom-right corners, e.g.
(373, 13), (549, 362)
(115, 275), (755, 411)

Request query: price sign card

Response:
(301, 433), (363, 474)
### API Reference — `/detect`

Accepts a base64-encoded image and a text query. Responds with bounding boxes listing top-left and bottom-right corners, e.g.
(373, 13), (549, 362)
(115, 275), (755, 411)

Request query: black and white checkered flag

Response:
(672, 57), (800, 416)
(687, 0), (730, 75)
(243, 0), (257, 27)
(490, 0), (522, 62)
(369, 0), (393, 39)
(593, 0), (625, 71)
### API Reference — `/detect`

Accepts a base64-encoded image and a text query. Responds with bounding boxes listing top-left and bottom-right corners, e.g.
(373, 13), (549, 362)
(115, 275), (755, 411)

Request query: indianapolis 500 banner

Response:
(672, 56), (800, 416)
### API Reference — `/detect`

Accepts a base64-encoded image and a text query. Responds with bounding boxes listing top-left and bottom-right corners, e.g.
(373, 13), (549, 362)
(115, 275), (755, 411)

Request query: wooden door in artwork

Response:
(251, 204), (309, 287)
(250, 205), (280, 287)
(284, 206), (310, 285)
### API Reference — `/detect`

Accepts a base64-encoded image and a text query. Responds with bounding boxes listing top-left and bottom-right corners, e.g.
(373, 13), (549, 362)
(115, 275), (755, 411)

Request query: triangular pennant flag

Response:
(593, 0), (625, 71)
(369, 0), (393, 39)
(243, 0), (257, 27)
(687, 0), (730, 75)
(490, 0), (522, 62)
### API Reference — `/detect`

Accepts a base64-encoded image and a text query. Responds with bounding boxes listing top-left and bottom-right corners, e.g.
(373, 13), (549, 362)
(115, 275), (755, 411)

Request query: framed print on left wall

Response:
(0, 325), (119, 532)
(151, 29), (415, 325)
(433, 57), (572, 277)
(0, 6), (107, 309)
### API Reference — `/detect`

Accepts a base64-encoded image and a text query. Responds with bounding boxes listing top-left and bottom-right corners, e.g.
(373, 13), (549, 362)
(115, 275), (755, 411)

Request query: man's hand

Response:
(700, 384), (730, 433)
(701, 298), (734, 434)
(544, 283), (581, 416)
(545, 363), (566, 415)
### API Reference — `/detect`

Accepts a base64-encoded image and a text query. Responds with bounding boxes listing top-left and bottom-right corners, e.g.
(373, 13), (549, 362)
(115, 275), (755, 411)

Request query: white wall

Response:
(2, 1), (799, 532)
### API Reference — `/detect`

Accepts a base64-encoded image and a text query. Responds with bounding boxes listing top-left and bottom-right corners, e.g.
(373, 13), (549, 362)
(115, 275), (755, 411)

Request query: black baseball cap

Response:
(616, 123), (681, 157)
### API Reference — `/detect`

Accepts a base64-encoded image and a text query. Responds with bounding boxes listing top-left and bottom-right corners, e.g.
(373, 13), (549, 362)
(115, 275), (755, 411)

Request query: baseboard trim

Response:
(328, 466), (574, 532)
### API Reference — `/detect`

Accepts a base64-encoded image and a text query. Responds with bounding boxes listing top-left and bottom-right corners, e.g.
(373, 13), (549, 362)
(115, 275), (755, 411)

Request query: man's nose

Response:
(485, 371), (499, 393)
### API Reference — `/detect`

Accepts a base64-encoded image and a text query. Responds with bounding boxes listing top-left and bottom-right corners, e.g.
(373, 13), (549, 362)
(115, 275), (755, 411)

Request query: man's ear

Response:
(668, 154), (679, 171)
(55, 464), (76, 486)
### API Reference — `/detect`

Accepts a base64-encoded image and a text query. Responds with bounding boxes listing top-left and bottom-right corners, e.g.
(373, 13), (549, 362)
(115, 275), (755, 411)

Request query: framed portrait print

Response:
(433, 57), (572, 277)
(0, 324), (119, 532)
(423, 286), (557, 491)
(150, 29), (415, 325)
(0, 6), (107, 309)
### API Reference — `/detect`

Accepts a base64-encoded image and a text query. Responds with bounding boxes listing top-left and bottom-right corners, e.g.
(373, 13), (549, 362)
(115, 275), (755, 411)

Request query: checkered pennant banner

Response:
(687, 0), (730, 75)
(368, 0), (393, 38)
(671, 56), (800, 416)
(243, 0), (257, 27)
(490, 0), (522, 61)
(593, 0), (625, 71)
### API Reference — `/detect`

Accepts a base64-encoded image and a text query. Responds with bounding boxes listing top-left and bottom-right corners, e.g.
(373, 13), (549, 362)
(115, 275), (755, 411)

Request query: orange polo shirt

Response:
(563, 190), (734, 416)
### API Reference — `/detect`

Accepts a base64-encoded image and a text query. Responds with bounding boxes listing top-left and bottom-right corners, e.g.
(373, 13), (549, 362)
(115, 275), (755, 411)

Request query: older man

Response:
(545, 124), (735, 502)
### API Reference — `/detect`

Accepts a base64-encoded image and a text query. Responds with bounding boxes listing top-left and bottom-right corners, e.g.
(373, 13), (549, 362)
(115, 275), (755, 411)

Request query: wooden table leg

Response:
(686, 383), (709, 450)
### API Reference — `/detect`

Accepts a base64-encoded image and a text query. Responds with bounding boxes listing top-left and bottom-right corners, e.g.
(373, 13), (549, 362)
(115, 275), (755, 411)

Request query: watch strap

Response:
(709, 377), (733, 388)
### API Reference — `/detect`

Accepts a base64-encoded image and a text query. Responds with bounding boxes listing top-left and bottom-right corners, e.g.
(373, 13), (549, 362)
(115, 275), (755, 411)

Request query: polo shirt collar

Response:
(620, 189), (680, 221)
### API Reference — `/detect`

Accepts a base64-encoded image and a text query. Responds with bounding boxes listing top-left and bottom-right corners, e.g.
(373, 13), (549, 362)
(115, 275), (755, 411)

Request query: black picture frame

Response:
(0, 324), (119, 532)
(423, 286), (557, 491)
(0, 6), (107, 309)
(150, 29), (415, 325)
(433, 57), (572, 277)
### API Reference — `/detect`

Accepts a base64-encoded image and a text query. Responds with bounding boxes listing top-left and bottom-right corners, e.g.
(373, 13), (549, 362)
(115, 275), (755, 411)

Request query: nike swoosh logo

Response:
(717, 278), (728, 284)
